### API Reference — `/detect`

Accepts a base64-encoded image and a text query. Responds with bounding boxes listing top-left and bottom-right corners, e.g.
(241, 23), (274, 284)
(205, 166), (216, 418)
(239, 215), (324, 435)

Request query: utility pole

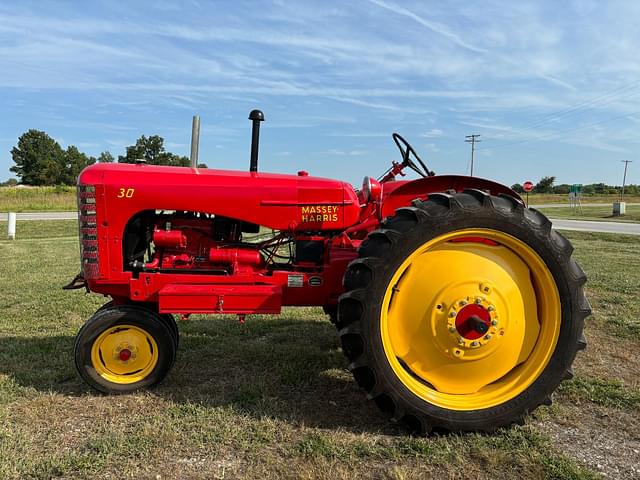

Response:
(465, 134), (481, 176)
(621, 160), (632, 200)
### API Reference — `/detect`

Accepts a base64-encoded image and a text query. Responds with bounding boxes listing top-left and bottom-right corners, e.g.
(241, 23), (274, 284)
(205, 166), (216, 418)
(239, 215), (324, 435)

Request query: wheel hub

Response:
(113, 342), (138, 363)
(118, 347), (132, 362)
(446, 294), (500, 356)
(455, 304), (491, 339)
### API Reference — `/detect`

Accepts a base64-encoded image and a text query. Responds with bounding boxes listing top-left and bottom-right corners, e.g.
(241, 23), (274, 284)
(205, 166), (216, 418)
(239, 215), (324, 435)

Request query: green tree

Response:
(534, 176), (555, 193)
(98, 151), (114, 163)
(118, 135), (189, 166)
(553, 184), (570, 194)
(10, 130), (65, 185)
(62, 146), (95, 184)
(510, 183), (524, 193)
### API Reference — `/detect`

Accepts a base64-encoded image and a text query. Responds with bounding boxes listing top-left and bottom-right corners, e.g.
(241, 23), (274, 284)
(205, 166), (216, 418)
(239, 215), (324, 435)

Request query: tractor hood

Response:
(78, 163), (361, 231)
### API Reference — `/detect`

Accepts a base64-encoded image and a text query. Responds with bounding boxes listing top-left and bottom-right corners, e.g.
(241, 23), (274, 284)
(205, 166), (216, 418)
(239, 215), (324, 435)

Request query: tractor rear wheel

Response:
(74, 305), (176, 394)
(337, 190), (590, 433)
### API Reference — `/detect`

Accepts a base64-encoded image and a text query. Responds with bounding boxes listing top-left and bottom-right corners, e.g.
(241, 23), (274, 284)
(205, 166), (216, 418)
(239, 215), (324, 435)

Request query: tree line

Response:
(511, 176), (639, 195)
(8, 129), (202, 186)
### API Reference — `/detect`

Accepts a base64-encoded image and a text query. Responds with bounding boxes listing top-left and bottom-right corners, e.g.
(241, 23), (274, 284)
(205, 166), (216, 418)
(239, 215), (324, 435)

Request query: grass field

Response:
(527, 193), (640, 204)
(2, 186), (640, 214)
(0, 186), (76, 212)
(538, 204), (640, 223)
(1, 221), (639, 478)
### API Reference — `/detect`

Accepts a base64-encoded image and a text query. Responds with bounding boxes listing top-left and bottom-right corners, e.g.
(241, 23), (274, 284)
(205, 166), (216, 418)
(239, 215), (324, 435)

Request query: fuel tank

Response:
(78, 163), (361, 231)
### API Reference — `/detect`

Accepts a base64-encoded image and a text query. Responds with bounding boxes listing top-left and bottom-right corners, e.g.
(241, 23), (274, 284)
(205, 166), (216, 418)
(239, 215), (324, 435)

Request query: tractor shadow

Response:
(0, 316), (400, 435)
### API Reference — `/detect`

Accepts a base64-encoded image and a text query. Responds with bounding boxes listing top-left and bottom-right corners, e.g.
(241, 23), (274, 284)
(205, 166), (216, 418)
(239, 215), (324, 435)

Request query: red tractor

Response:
(67, 110), (589, 433)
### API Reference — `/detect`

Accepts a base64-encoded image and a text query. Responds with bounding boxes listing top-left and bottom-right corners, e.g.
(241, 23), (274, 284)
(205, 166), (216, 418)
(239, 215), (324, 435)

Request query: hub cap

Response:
(91, 325), (159, 384)
(380, 229), (561, 411)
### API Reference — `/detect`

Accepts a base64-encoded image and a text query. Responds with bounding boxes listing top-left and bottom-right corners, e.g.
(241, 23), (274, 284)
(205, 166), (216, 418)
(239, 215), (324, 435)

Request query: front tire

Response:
(338, 190), (590, 433)
(74, 305), (176, 394)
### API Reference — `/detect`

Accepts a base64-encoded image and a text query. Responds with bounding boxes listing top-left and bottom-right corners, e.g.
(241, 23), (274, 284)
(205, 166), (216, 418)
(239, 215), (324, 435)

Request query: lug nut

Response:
(488, 306), (495, 312)
(448, 326), (457, 333)
(458, 339), (465, 346)
(459, 300), (468, 306)
(491, 320), (498, 326)
(484, 334), (492, 340)
(471, 341), (479, 347)
(475, 298), (482, 304)
(449, 311), (457, 318)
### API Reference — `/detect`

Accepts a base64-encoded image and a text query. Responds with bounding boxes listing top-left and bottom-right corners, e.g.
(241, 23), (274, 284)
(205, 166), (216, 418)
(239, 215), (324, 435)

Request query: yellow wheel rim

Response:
(91, 324), (159, 384)
(380, 228), (561, 411)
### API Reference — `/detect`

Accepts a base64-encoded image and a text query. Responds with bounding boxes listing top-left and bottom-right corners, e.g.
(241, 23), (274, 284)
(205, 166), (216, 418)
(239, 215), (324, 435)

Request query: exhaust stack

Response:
(249, 109), (264, 172)
(190, 115), (200, 168)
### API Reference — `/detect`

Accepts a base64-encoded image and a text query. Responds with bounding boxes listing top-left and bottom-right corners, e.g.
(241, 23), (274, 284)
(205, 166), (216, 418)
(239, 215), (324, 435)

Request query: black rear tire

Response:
(337, 190), (590, 433)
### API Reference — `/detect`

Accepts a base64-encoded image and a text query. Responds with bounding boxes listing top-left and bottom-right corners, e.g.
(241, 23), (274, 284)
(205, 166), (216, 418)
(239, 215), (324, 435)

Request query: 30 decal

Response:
(117, 188), (135, 198)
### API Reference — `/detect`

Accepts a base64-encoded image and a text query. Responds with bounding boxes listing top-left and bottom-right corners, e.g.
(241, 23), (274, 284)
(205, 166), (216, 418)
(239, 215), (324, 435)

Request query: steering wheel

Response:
(392, 133), (435, 177)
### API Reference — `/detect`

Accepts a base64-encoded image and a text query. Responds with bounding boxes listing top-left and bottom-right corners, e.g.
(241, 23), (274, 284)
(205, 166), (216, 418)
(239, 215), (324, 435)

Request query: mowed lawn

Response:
(1, 221), (639, 479)
(538, 204), (640, 223)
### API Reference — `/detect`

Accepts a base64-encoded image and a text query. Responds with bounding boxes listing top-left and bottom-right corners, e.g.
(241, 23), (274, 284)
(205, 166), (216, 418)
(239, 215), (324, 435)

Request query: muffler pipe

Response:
(190, 115), (200, 168)
(249, 109), (264, 172)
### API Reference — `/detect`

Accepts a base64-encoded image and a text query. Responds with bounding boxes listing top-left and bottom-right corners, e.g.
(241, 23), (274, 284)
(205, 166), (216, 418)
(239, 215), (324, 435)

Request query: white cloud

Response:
(421, 129), (443, 138)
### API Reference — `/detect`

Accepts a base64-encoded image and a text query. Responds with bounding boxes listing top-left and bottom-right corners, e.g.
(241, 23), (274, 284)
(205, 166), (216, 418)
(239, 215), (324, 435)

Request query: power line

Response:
(512, 80), (640, 134)
(485, 109), (640, 150)
(484, 79), (640, 149)
(465, 134), (481, 176)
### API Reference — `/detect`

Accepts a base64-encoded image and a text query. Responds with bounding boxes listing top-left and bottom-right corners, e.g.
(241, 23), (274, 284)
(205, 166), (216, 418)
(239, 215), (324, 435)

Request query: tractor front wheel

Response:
(74, 305), (176, 394)
(338, 190), (590, 433)
(96, 300), (179, 352)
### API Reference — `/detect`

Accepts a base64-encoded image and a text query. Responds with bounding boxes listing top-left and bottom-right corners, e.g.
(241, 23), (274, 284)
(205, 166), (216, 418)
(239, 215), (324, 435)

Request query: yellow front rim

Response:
(380, 229), (561, 411)
(91, 324), (159, 384)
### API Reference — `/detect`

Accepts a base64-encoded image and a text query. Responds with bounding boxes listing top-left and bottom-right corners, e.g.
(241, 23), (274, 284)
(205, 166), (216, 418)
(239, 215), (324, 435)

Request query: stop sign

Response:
(523, 181), (534, 193)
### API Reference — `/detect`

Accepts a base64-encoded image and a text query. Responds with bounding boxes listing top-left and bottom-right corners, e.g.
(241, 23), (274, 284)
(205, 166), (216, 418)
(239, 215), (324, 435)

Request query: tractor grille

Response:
(78, 185), (99, 279)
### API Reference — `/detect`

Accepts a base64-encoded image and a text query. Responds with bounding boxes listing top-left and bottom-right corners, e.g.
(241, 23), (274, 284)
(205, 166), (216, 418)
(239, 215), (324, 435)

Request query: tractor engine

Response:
(128, 213), (268, 275)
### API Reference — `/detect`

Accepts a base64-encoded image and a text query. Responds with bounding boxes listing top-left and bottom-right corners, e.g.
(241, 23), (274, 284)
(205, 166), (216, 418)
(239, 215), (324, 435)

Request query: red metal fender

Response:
(380, 175), (523, 219)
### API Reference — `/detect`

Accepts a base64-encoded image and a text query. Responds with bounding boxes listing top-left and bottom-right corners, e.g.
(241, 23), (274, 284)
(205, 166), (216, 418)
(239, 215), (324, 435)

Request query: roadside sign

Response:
(522, 181), (534, 207)
(569, 186), (583, 214)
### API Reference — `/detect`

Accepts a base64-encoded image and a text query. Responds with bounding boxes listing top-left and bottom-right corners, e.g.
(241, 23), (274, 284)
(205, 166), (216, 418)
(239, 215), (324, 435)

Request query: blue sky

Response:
(1, 0), (638, 187)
